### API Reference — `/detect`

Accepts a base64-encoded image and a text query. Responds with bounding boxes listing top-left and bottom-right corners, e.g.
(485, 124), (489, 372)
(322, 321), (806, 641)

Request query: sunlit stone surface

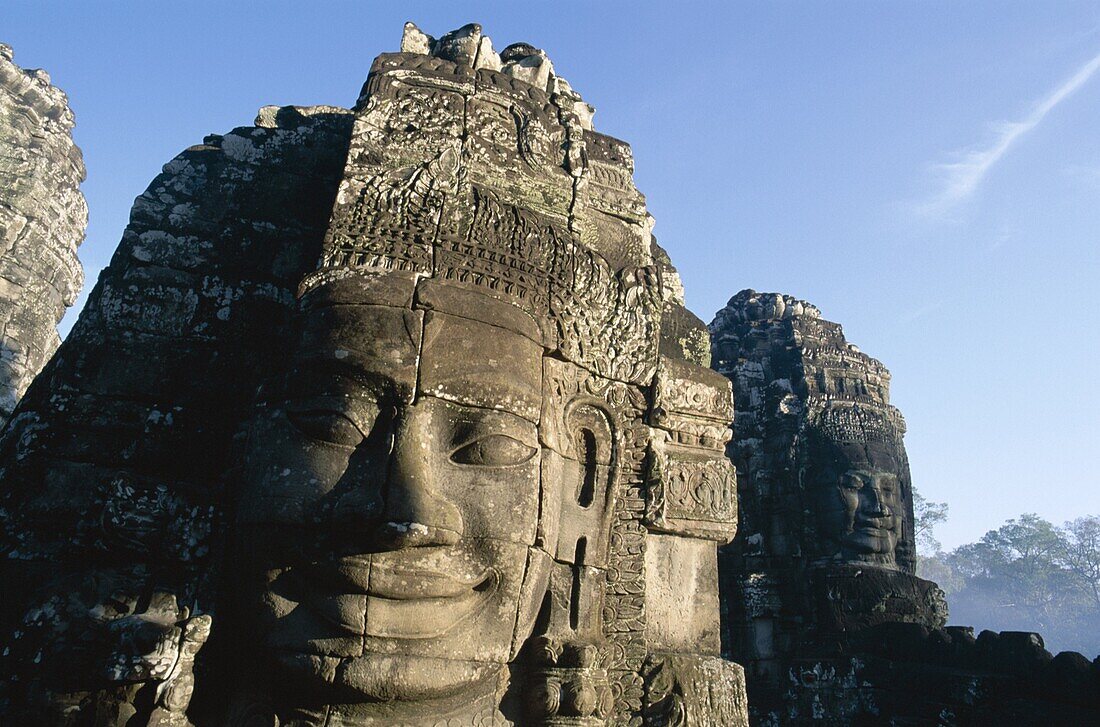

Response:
(0, 44), (86, 427)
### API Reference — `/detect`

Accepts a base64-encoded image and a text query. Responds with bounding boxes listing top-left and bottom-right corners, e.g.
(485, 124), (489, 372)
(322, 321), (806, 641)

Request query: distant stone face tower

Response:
(710, 290), (946, 716)
(0, 44), (86, 426)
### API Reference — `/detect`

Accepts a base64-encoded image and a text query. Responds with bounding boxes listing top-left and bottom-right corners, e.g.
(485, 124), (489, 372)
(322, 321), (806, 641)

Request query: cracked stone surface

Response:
(0, 43), (86, 427)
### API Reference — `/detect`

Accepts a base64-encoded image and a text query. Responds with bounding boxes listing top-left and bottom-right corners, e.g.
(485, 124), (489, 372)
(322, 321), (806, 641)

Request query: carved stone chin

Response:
(232, 282), (550, 718)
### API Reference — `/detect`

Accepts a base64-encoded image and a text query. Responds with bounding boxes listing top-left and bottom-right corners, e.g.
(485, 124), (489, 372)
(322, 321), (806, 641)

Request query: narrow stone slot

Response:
(577, 428), (597, 507)
(569, 536), (587, 630)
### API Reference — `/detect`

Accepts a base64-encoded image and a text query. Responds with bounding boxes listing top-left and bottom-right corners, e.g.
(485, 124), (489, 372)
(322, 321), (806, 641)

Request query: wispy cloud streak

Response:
(921, 50), (1100, 215)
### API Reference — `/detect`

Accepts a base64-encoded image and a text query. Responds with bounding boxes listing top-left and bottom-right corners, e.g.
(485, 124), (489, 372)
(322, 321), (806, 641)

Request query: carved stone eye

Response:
(451, 434), (536, 466)
(286, 410), (365, 448)
(841, 474), (863, 491)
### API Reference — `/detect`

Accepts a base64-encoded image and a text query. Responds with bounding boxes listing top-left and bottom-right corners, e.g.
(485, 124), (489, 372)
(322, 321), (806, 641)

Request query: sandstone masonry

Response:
(0, 44), (86, 427)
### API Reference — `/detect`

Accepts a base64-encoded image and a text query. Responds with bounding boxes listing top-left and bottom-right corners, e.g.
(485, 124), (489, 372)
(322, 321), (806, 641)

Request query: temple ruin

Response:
(0, 24), (746, 725)
(3, 20), (1100, 726)
(711, 289), (1100, 724)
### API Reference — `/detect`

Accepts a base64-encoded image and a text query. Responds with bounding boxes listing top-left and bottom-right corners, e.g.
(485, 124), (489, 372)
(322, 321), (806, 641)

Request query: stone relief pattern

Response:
(644, 357), (738, 541)
(541, 358), (651, 723)
(438, 184), (562, 317)
(526, 638), (616, 726)
(648, 356), (734, 453)
(808, 400), (906, 446)
(644, 452), (738, 531)
(312, 51), (661, 385)
(356, 80), (466, 165)
(316, 150), (454, 276)
(0, 45), (87, 426)
(464, 85), (571, 220)
(641, 654), (749, 726)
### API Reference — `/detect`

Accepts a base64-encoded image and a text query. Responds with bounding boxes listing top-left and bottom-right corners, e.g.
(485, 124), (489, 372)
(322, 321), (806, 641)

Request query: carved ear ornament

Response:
(527, 636), (615, 726)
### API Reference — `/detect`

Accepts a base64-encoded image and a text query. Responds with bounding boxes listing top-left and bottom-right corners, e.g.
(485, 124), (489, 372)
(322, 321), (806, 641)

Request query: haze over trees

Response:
(916, 492), (1100, 657)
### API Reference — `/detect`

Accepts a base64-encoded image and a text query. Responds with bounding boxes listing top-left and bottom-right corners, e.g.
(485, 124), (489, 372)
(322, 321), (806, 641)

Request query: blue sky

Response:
(3, 2), (1098, 549)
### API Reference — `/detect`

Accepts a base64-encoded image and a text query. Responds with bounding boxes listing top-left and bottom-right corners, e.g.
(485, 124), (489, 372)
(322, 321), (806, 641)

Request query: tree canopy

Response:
(915, 495), (1100, 657)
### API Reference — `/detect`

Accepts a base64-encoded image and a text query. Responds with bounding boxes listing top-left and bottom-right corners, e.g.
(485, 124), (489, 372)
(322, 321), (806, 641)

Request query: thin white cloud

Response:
(898, 300), (942, 324)
(920, 50), (1100, 216)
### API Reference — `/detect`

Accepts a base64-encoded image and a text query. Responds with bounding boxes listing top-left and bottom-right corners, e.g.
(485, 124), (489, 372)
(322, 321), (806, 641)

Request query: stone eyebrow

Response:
(443, 402), (538, 445)
(288, 351), (411, 398)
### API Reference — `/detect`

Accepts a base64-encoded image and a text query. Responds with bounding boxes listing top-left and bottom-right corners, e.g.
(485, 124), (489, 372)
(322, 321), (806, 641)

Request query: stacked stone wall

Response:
(783, 625), (1100, 724)
(0, 44), (87, 427)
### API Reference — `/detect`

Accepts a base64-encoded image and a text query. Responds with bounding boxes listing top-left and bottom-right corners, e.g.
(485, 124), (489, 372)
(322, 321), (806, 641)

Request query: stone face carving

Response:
(0, 44), (86, 427)
(711, 290), (914, 573)
(0, 24), (747, 725)
(805, 415), (906, 569)
(710, 289), (946, 720)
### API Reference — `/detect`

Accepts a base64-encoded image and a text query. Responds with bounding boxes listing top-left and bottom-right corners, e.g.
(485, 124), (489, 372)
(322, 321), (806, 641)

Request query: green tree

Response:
(912, 488), (949, 556)
(934, 514), (1100, 655)
(1059, 516), (1100, 613)
(947, 514), (1071, 631)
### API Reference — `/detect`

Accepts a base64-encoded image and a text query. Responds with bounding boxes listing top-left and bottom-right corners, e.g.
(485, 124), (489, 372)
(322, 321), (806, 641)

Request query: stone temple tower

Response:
(0, 44), (86, 427)
(710, 290), (946, 719)
(0, 24), (746, 725)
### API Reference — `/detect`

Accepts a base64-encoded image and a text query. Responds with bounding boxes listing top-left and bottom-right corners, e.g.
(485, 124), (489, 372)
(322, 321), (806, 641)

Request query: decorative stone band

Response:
(644, 355), (739, 542)
(644, 443), (738, 542)
(648, 355), (734, 451)
(808, 399), (907, 445)
(527, 637), (616, 726)
(641, 653), (749, 726)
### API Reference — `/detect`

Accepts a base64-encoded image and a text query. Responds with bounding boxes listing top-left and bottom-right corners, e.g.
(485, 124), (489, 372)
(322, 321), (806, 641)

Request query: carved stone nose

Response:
(381, 408), (463, 548)
(862, 486), (890, 517)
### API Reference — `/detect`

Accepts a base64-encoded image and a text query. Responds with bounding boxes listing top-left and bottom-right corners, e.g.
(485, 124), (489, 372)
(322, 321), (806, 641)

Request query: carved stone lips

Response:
(367, 562), (491, 600)
(315, 555), (493, 598)
(306, 554), (498, 639)
(851, 527), (893, 540)
(854, 515), (896, 532)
